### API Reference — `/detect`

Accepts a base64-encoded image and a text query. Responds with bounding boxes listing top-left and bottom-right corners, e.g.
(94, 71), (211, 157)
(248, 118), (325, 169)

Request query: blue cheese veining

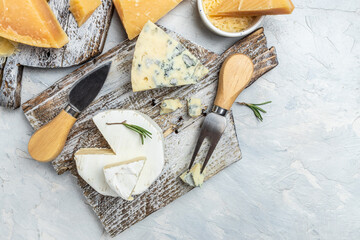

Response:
(131, 21), (209, 92)
(180, 163), (205, 187)
(160, 99), (183, 115)
(187, 97), (202, 118)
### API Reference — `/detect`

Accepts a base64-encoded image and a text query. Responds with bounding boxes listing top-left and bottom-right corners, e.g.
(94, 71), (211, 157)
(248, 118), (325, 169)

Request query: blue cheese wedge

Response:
(131, 21), (209, 92)
(160, 99), (183, 115)
(180, 163), (205, 187)
(103, 157), (146, 201)
(187, 98), (202, 118)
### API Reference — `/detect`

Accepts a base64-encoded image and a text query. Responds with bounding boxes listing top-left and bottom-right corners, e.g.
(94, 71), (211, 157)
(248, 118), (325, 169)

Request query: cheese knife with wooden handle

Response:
(188, 54), (254, 173)
(28, 62), (112, 162)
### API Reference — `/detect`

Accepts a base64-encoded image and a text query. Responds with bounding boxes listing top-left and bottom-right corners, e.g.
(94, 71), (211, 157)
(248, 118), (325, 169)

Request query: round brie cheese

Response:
(75, 110), (165, 197)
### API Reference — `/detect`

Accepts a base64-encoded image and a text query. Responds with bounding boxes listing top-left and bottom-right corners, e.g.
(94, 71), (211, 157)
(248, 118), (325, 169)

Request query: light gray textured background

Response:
(1, 0), (360, 239)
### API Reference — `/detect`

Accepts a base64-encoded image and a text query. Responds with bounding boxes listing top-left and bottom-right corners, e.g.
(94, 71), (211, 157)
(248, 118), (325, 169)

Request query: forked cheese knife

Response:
(188, 54), (254, 173)
(28, 62), (112, 162)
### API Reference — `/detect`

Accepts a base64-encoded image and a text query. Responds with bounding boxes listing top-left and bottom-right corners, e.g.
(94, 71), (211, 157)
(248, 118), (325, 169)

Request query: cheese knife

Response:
(188, 54), (254, 173)
(28, 62), (112, 162)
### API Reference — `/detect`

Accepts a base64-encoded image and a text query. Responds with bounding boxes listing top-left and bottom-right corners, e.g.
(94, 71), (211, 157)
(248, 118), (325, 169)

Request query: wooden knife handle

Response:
(214, 54), (254, 110)
(28, 110), (77, 162)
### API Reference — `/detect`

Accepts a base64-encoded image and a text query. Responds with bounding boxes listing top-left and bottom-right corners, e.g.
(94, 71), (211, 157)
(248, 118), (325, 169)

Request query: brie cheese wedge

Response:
(103, 157), (146, 201)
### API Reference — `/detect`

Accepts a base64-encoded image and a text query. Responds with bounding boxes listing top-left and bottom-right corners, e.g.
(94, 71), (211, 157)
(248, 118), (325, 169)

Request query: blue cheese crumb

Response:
(160, 99), (183, 115)
(180, 163), (205, 187)
(187, 98), (202, 118)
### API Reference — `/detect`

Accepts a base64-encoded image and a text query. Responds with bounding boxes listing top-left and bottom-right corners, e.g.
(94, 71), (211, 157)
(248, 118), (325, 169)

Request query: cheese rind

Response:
(131, 21), (209, 92)
(210, 0), (295, 17)
(160, 99), (183, 115)
(93, 110), (165, 195)
(69, 0), (102, 27)
(0, 37), (17, 57)
(103, 157), (146, 200)
(0, 0), (69, 48)
(187, 98), (202, 118)
(113, 0), (183, 40)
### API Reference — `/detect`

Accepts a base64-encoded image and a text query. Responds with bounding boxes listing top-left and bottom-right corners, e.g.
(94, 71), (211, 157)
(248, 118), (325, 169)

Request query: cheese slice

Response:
(160, 99), (183, 115)
(93, 110), (165, 195)
(0, 37), (17, 57)
(210, 0), (295, 17)
(69, 0), (102, 27)
(103, 157), (146, 200)
(180, 163), (205, 187)
(0, 0), (69, 48)
(113, 0), (183, 40)
(131, 21), (209, 92)
(187, 98), (202, 118)
(202, 0), (255, 33)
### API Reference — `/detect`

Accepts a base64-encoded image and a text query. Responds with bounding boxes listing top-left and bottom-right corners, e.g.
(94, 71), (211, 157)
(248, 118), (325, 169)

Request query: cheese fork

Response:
(188, 54), (254, 173)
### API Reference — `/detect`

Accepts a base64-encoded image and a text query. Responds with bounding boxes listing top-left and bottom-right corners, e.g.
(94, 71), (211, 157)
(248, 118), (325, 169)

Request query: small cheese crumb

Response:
(180, 163), (205, 187)
(0, 37), (17, 57)
(160, 99), (183, 115)
(187, 98), (202, 118)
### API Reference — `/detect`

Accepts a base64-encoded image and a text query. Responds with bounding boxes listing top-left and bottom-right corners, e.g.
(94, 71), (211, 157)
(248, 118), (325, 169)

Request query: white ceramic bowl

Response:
(197, 0), (265, 38)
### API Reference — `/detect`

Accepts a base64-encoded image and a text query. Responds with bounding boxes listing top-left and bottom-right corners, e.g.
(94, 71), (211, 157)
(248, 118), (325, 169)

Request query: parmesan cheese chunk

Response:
(210, 0), (295, 17)
(0, 0), (69, 48)
(69, 0), (102, 27)
(0, 37), (17, 57)
(113, 0), (183, 40)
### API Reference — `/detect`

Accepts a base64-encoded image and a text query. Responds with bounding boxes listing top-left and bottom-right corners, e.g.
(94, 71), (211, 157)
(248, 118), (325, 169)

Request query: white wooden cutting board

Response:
(22, 27), (278, 237)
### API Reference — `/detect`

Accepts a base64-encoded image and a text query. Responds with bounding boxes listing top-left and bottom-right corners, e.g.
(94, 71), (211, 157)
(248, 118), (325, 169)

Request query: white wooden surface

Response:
(1, 0), (360, 239)
(0, 0), (113, 109)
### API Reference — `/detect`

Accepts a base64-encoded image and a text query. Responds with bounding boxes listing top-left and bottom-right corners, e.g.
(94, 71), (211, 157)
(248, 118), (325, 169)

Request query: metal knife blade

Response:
(69, 62), (112, 112)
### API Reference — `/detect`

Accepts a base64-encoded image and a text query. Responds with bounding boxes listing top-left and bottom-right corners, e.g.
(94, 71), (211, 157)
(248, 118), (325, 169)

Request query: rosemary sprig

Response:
(106, 121), (152, 144)
(237, 101), (272, 121)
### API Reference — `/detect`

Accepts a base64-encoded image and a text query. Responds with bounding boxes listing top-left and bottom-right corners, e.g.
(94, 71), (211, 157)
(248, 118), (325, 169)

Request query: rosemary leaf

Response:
(237, 101), (271, 121)
(106, 121), (152, 145)
(253, 101), (272, 106)
(252, 105), (267, 113)
(130, 125), (152, 138)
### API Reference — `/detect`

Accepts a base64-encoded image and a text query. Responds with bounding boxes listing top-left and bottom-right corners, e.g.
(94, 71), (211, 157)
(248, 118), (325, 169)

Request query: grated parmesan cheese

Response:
(202, 0), (255, 33)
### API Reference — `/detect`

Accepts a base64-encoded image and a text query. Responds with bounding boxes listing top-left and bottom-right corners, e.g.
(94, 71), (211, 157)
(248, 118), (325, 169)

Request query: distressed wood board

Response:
(0, 0), (113, 109)
(22, 27), (278, 237)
